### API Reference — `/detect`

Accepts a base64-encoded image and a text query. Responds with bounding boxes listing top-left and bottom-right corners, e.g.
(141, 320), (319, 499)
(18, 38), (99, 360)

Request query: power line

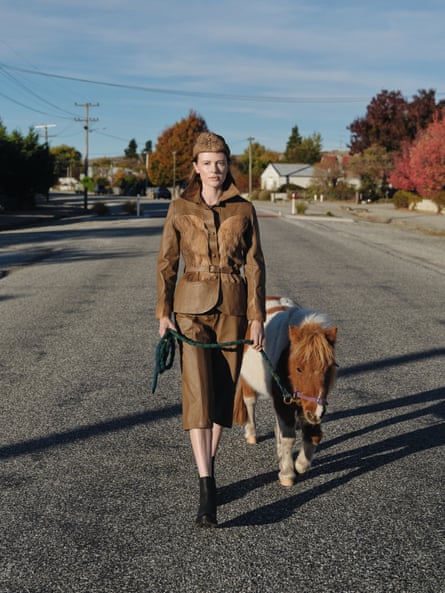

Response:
(0, 89), (73, 120)
(0, 65), (78, 117)
(0, 63), (383, 104)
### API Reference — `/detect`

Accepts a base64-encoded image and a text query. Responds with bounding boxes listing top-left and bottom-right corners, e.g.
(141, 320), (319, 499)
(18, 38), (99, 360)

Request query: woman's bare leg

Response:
(189, 428), (213, 477)
(189, 424), (224, 477)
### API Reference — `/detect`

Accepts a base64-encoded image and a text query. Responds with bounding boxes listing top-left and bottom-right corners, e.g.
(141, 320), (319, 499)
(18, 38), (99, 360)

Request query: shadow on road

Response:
(220, 385), (444, 527)
(0, 404), (181, 460)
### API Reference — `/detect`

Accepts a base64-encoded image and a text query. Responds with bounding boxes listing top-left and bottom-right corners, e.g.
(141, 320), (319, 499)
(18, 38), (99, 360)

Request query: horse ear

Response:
(326, 327), (337, 345)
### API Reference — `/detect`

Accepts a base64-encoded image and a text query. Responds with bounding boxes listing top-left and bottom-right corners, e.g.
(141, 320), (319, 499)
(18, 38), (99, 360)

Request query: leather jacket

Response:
(156, 183), (266, 321)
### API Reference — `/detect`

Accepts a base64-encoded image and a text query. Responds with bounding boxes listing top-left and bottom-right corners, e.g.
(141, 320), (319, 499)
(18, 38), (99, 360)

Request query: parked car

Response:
(94, 184), (107, 195)
(153, 186), (171, 200)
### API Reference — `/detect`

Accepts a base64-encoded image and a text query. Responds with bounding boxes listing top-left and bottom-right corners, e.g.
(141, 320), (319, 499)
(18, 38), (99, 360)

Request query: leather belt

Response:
(186, 265), (240, 274)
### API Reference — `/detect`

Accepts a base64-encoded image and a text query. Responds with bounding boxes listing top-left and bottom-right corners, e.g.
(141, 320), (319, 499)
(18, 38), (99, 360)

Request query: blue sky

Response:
(1, 0), (443, 159)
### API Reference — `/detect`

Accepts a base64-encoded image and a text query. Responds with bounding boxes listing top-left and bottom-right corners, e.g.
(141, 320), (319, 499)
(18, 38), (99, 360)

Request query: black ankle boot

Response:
(195, 477), (217, 528)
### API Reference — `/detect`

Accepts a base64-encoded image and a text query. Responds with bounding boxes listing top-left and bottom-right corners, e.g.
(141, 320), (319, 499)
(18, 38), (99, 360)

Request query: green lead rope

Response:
(151, 328), (293, 403)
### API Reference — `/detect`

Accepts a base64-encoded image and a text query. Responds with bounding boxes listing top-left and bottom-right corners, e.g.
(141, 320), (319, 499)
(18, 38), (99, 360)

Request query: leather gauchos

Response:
(175, 312), (248, 430)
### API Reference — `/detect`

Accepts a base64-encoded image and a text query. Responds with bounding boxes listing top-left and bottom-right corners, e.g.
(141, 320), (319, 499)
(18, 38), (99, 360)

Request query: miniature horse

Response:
(233, 297), (337, 486)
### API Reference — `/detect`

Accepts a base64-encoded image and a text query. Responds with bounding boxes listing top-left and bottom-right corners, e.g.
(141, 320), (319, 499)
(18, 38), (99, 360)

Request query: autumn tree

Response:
(348, 89), (439, 154)
(389, 115), (445, 209)
(148, 111), (207, 187)
(313, 155), (345, 189)
(348, 144), (394, 200)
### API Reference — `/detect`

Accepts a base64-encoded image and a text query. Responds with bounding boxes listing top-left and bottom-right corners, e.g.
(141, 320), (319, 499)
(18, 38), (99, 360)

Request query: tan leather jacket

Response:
(156, 184), (266, 321)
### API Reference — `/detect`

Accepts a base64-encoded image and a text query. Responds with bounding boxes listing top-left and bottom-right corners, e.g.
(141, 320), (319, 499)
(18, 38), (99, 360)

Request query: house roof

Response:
(263, 163), (315, 177)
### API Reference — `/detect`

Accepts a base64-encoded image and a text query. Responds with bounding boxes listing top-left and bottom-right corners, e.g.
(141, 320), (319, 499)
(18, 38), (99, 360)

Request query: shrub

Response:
(432, 191), (445, 214)
(328, 183), (356, 201)
(258, 189), (271, 201)
(295, 200), (308, 215)
(91, 201), (110, 216)
(249, 190), (260, 201)
(393, 190), (413, 209)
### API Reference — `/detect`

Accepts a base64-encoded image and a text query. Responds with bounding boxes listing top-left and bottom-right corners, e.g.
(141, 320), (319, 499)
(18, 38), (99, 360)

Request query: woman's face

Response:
(193, 152), (228, 190)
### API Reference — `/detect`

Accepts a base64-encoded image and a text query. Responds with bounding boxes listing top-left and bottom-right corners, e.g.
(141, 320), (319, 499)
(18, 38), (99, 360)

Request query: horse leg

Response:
(295, 415), (323, 474)
(274, 417), (296, 487)
(233, 377), (257, 444)
(243, 391), (258, 445)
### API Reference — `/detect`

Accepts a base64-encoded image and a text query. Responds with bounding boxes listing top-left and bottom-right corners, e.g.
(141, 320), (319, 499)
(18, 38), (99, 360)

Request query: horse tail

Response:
(233, 378), (248, 425)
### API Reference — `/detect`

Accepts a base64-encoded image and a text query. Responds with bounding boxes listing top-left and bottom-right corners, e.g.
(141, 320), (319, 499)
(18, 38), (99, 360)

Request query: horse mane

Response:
(290, 321), (336, 367)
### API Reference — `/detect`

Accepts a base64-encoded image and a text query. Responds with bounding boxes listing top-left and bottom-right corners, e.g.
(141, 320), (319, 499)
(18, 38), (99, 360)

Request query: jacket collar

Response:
(183, 182), (240, 205)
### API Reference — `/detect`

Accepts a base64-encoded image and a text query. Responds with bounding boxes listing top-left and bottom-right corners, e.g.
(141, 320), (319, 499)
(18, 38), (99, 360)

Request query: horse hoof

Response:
(245, 435), (257, 445)
(195, 514), (218, 528)
(279, 477), (294, 487)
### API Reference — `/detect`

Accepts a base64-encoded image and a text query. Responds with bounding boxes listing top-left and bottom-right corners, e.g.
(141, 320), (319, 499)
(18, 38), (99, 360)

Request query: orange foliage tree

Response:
(148, 111), (208, 187)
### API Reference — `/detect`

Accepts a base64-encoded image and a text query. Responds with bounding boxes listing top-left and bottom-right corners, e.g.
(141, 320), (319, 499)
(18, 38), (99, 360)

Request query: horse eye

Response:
(296, 367), (303, 373)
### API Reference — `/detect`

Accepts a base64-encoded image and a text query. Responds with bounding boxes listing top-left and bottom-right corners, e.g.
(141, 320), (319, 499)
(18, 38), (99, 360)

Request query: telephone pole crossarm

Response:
(75, 102), (99, 210)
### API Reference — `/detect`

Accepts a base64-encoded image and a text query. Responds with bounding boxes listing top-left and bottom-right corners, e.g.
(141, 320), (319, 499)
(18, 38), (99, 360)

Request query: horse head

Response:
(287, 322), (337, 425)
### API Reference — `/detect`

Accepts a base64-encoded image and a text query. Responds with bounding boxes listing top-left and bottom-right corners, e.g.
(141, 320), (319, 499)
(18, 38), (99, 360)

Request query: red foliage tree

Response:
(388, 142), (415, 192)
(389, 115), (445, 198)
(348, 89), (439, 155)
(408, 116), (445, 197)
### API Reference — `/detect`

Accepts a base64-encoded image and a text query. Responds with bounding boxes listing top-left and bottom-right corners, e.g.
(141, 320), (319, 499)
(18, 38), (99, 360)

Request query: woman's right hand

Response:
(159, 316), (176, 337)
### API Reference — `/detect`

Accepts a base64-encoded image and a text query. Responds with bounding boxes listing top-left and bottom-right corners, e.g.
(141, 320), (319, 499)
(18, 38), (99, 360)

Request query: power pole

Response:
(34, 123), (56, 144)
(75, 102), (99, 210)
(35, 124), (56, 202)
(247, 136), (254, 198)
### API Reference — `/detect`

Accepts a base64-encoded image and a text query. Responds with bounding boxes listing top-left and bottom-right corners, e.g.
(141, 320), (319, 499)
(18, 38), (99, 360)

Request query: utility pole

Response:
(75, 102), (99, 210)
(34, 123), (56, 144)
(35, 124), (56, 201)
(247, 136), (254, 198)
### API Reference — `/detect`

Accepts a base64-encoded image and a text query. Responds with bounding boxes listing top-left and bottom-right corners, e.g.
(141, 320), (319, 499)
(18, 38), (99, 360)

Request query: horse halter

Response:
(284, 389), (328, 407)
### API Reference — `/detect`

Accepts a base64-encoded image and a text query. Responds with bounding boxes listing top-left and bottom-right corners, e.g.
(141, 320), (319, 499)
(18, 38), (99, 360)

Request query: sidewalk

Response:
(253, 199), (445, 237)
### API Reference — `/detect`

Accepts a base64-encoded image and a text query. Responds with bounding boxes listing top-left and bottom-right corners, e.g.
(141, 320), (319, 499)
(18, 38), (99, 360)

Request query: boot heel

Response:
(196, 477), (217, 528)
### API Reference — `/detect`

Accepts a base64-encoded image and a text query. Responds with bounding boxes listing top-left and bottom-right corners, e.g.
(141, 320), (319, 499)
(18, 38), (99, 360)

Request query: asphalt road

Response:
(1, 203), (444, 593)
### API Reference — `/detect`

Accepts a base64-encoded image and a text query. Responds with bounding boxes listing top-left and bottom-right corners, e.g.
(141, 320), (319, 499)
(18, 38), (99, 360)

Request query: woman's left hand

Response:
(249, 320), (264, 351)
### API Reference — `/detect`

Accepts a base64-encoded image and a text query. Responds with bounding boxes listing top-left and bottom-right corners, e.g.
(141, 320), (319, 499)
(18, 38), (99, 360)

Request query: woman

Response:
(156, 132), (266, 527)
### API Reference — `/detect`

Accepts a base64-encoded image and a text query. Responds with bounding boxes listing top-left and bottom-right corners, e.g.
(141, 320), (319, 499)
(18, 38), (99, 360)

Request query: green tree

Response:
(283, 127), (322, 164)
(237, 142), (280, 178)
(50, 144), (82, 178)
(124, 138), (138, 159)
(149, 110), (208, 187)
(142, 140), (152, 155)
(0, 121), (56, 209)
(283, 125), (303, 161)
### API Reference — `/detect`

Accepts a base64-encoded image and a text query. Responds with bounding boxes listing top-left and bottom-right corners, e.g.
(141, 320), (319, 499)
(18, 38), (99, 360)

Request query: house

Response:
(261, 163), (315, 191)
